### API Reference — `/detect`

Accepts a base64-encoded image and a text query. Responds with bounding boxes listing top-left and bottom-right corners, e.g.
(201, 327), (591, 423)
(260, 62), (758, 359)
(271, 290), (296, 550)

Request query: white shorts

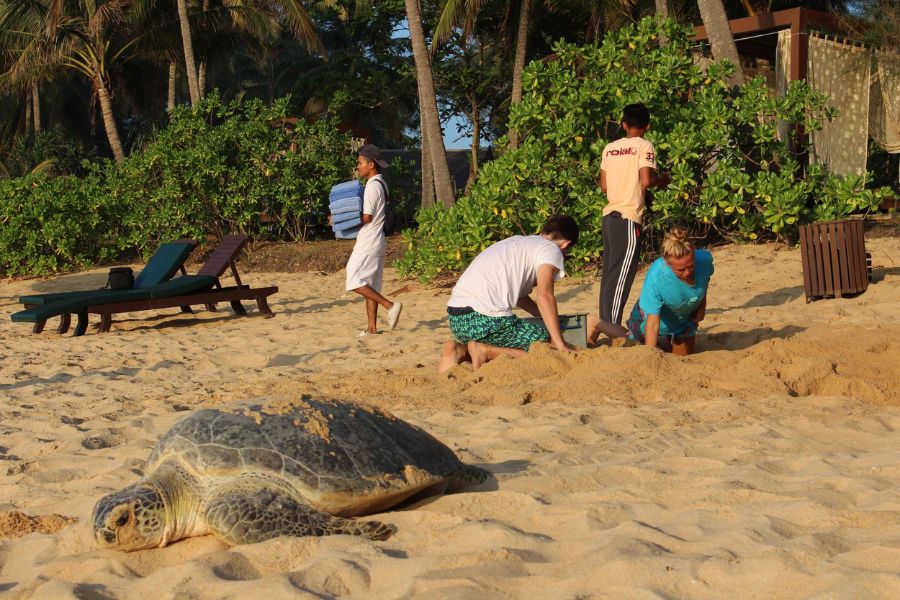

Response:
(345, 253), (385, 292)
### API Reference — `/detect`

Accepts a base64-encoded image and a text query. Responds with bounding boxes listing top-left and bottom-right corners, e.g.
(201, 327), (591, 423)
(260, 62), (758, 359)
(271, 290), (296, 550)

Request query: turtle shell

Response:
(146, 397), (463, 516)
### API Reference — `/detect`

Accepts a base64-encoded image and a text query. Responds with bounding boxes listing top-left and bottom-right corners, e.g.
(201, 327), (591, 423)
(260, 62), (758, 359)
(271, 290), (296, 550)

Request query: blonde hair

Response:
(661, 227), (695, 260)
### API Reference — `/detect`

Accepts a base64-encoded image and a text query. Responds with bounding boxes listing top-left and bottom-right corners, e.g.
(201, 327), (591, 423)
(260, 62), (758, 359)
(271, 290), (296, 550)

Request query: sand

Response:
(0, 236), (898, 599)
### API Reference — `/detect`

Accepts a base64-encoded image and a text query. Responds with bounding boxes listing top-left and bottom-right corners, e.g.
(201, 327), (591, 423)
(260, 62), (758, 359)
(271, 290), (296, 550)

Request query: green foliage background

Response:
(0, 93), (354, 276)
(398, 18), (893, 282)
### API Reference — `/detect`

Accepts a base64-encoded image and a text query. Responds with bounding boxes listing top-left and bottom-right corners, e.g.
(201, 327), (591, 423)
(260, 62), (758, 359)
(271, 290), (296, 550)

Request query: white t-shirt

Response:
(448, 235), (566, 317)
(352, 174), (387, 257)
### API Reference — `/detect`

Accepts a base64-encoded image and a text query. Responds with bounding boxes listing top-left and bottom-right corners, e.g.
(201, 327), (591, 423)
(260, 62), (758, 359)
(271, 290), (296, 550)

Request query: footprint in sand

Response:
(81, 430), (125, 450)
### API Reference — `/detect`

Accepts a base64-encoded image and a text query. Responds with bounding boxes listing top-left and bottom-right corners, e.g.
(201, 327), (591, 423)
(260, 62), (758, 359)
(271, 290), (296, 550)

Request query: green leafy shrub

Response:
(103, 92), (355, 254)
(0, 92), (354, 275)
(398, 17), (894, 281)
(0, 172), (126, 276)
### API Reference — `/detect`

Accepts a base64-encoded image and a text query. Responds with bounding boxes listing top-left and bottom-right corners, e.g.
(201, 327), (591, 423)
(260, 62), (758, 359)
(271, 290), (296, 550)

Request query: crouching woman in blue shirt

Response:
(589, 227), (713, 356)
(628, 227), (713, 355)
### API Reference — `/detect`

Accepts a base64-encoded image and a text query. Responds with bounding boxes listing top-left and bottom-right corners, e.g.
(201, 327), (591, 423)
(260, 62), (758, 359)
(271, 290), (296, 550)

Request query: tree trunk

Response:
(32, 84), (42, 134)
(167, 61), (177, 113)
(198, 0), (209, 98)
(697, 0), (744, 86)
(177, 0), (201, 105)
(507, 0), (532, 148)
(199, 61), (207, 99)
(420, 103), (436, 208)
(655, 0), (669, 45)
(467, 100), (480, 193)
(405, 0), (455, 206)
(96, 76), (125, 164)
(655, 0), (668, 18)
(25, 91), (32, 136)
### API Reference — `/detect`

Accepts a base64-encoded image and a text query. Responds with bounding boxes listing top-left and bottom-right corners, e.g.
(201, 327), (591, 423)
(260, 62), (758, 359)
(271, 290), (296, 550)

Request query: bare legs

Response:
(466, 341), (526, 370)
(437, 340), (528, 373)
(670, 336), (695, 356)
(351, 285), (394, 334)
(438, 341), (470, 374)
(587, 314), (697, 355)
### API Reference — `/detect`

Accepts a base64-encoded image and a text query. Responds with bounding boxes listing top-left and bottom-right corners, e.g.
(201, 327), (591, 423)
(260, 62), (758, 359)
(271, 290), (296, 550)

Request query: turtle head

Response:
(93, 483), (170, 550)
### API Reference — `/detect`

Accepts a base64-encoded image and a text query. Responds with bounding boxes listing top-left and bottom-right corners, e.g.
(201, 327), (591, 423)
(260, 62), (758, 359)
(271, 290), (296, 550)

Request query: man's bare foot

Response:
(437, 341), (469, 374)
(467, 341), (489, 371)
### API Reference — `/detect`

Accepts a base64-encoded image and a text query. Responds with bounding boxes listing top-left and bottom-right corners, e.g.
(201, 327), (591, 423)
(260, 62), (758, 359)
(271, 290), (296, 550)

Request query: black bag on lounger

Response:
(106, 267), (135, 290)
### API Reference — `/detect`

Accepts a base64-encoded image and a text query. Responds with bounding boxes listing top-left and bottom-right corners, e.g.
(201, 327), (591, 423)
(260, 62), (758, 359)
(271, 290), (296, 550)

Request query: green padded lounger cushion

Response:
(19, 242), (195, 306)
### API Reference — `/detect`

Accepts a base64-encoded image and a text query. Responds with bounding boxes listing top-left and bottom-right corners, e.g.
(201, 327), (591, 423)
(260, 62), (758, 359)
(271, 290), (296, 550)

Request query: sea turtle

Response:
(92, 397), (490, 550)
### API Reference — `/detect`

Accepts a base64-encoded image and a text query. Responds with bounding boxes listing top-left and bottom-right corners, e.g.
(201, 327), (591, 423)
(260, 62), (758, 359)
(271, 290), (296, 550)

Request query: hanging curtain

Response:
(869, 50), (900, 154)
(807, 34), (871, 177)
(774, 30), (792, 142)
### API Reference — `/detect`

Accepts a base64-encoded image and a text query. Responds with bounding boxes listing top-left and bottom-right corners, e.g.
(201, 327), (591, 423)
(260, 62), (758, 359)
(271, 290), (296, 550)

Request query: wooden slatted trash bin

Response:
(799, 219), (869, 303)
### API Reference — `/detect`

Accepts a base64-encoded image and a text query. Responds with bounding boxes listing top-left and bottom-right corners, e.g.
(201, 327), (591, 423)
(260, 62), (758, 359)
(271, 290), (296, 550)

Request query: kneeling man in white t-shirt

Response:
(438, 215), (579, 373)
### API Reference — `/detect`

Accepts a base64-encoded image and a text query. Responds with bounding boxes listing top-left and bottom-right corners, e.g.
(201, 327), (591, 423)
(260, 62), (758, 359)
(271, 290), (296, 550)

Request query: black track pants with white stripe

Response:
(599, 212), (642, 325)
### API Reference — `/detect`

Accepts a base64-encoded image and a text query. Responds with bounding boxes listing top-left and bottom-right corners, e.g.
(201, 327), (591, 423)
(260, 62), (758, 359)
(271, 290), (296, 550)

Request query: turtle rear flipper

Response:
(447, 465), (492, 492)
(203, 482), (396, 543)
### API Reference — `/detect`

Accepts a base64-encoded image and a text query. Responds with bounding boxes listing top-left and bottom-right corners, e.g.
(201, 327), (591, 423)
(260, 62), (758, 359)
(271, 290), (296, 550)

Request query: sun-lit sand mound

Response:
(0, 511), (77, 539)
(0, 236), (898, 598)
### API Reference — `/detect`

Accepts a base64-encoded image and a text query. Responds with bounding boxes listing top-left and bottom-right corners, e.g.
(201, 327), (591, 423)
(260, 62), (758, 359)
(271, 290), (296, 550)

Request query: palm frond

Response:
(223, 5), (280, 41)
(29, 157), (56, 175)
(268, 0), (326, 56)
(90, 1), (128, 38)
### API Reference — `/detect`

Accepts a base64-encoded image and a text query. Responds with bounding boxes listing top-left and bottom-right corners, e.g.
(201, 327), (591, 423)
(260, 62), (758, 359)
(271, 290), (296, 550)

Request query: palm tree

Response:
(173, 0), (325, 105)
(0, 1), (50, 135)
(8, 0), (142, 164)
(129, 0), (189, 112)
(506, 0), (531, 147)
(176, 0), (202, 103)
(406, 0), (455, 206)
(696, 0), (743, 86)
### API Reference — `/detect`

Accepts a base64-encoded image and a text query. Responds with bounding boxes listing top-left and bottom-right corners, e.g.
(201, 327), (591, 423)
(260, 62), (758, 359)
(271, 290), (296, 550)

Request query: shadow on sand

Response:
(871, 265), (900, 284)
(701, 325), (806, 352)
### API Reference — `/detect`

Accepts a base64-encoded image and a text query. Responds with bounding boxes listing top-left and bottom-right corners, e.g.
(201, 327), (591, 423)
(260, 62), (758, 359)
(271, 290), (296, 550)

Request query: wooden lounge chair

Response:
(12, 235), (278, 336)
(17, 239), (199, 334)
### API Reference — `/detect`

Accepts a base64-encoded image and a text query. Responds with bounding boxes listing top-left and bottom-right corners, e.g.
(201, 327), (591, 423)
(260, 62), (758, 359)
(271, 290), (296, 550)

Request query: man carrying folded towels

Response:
(346, 144), (402, 336)
(438, 214), (579, 373)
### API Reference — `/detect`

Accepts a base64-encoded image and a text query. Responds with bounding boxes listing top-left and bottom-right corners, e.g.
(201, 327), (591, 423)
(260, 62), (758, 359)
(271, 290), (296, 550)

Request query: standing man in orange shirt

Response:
(598, 103), (669, 328)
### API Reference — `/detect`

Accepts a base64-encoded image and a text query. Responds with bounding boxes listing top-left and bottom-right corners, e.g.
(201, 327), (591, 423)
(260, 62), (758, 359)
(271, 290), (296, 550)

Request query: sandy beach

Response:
(0, 235), (898, 599)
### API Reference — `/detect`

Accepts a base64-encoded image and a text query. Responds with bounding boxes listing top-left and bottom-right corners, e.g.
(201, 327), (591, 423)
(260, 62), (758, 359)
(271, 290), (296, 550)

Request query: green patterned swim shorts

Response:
(448, 310), (549, 351)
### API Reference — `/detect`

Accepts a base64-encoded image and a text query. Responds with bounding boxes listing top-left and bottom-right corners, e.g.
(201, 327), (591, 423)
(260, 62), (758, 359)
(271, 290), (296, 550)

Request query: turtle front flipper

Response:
(203, 481), (396, 544)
